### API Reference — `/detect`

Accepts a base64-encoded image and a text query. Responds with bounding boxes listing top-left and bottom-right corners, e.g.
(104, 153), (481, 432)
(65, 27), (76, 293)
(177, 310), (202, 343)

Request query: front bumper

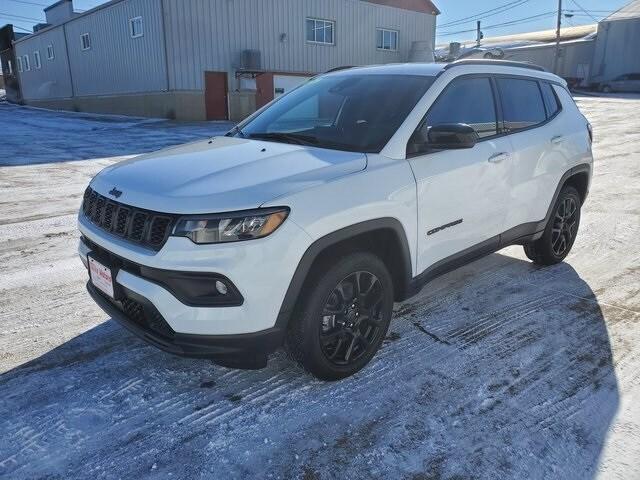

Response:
(78, 213), (311, 336)
(87, 282), (283, 368)
(78, 212), (313, 368)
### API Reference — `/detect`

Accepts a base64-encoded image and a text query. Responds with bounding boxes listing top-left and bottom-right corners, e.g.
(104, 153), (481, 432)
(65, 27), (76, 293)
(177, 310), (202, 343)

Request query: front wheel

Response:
(286, 252), (394, 380)
(524, 185), (581, 265)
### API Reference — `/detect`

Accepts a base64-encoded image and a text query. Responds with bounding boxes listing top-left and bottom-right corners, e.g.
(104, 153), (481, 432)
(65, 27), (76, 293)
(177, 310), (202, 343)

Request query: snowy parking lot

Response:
(0, 98), (639, 479)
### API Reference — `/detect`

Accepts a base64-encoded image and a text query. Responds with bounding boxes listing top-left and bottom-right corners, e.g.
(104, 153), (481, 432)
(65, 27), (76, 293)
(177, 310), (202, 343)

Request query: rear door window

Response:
(497, 78), (547, 132)
(423, 77), (498, 139)
(540, 82), (560, 118)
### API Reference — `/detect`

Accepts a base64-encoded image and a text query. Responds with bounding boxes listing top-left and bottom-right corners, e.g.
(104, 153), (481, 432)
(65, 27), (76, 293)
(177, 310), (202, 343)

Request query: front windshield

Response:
(233, 74), (435, 153)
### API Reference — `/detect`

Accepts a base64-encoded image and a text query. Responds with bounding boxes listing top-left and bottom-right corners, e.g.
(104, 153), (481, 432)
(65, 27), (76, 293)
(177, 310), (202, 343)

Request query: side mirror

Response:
(427, 123), (479, 149)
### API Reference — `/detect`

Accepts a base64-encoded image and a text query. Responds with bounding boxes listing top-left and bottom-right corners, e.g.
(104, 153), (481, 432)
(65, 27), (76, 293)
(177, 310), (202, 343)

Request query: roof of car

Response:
(328, 63), (446, 77)
(327, 60), (548, 77)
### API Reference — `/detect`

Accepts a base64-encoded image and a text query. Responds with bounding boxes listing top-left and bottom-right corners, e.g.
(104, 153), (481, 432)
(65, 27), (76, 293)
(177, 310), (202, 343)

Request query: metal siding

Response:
(560, 41), (596, 78)
(592, 18), (640, 81)
(163, 0), (436, 91)
(64, 0), (168, 96)
(502, 40), (595, 78)
(14, 26), (73, 100)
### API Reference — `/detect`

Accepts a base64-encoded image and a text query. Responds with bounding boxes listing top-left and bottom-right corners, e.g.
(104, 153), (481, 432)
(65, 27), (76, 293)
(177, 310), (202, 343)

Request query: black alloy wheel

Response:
(286, 252), (394, 380)
(550, 196), (578, 257)
(319, 271), (385, 366)
(524, 185), (582, 265)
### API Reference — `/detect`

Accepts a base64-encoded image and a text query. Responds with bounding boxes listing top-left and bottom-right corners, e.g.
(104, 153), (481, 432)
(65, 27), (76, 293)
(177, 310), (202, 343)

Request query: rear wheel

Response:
(524, 186), (581, 265)
(286, 252), (394, 380)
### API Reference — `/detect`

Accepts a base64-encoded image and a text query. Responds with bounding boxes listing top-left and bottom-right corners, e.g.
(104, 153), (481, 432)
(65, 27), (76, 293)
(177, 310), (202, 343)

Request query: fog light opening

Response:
(215, 280), (228, 295)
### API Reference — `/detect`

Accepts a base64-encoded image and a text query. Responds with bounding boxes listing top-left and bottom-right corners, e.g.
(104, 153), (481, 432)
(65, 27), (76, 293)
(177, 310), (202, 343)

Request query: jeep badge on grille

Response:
(108, 187), (123, 198)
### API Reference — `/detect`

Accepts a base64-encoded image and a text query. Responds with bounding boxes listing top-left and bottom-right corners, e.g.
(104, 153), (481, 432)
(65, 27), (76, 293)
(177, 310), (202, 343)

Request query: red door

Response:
(256, 73), (275, 109)
(204, 71), (228, 120)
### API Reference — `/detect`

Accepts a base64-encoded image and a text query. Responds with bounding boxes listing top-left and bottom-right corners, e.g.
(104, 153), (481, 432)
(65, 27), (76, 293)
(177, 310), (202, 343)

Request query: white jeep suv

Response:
(78, 60), (593, 380)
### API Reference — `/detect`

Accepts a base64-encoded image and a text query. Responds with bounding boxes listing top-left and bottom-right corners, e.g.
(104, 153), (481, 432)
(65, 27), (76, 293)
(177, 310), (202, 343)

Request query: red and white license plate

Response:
(89, 256), (115, 299)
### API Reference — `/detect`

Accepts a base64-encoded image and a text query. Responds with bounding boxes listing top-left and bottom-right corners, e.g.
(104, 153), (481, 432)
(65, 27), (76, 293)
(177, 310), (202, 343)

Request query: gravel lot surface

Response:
(0, 97), (638, 479)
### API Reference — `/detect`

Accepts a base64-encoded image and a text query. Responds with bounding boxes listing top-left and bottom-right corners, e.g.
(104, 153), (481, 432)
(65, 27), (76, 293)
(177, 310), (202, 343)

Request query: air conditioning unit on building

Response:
(409, 41), (435, 63)
(240, 50), (262, 71)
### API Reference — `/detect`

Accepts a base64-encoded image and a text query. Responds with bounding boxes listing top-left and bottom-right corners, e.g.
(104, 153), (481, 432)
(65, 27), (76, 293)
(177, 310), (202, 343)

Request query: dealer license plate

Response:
(89, 256), (115, 299)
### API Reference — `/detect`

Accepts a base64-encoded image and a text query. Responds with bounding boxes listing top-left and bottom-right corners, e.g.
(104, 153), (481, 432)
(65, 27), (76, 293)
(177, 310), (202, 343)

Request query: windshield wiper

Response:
(226, 125), (246, 138)
(247, 132), (319, 146)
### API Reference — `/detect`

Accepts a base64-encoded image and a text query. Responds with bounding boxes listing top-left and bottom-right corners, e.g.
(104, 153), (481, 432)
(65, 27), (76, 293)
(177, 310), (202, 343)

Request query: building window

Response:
(377, 28), (398, 51)
(23, 54), (30, 71)
(306, 18), (334, 45)
(17, 56), (22, 73)
(81, 33), (91, 50)
(34, 51), (41, 69)
(129, 16), (143, 38)
(47, 44), (55, 60)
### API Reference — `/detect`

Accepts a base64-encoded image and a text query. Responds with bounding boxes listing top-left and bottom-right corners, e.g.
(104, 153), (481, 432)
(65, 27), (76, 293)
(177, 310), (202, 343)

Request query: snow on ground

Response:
(0, 101), (233, 166)
(0, 100), (639, 479)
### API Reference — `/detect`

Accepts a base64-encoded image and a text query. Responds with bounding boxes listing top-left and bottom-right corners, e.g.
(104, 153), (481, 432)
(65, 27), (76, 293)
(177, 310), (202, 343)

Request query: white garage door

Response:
(274, 75), (312, 98)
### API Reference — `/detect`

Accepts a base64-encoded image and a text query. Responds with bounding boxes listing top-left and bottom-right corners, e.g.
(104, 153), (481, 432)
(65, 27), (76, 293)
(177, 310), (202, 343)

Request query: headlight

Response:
(173, 207), (289, 244)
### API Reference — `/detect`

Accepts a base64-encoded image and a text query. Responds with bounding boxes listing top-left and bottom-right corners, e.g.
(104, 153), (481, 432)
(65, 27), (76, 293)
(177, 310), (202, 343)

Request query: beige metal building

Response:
(9, 0), (439, 120)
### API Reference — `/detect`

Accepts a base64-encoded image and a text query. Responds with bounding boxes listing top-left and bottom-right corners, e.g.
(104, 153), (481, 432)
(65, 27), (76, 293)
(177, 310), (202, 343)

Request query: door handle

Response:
(551, 135), (564, 145)
(488, 152), (509, 163)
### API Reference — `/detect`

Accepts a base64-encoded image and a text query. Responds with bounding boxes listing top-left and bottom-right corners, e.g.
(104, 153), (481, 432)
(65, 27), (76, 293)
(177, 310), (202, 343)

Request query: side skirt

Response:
(406, 222), (543, 298)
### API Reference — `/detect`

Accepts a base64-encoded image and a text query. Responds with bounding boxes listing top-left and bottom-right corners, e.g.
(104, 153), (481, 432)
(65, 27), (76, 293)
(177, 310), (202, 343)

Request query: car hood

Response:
(91, 136), (367, 213)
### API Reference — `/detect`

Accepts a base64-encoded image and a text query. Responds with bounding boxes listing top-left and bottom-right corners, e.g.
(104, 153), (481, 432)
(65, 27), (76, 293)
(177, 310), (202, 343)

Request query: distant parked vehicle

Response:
(600, 73), (640, 93)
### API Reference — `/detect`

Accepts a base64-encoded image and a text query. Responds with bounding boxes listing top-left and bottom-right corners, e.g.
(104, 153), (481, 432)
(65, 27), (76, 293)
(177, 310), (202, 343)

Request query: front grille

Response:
(122, 297), (146, 325)
(82, 187), (175, 251)
(112, 295), (175, 339)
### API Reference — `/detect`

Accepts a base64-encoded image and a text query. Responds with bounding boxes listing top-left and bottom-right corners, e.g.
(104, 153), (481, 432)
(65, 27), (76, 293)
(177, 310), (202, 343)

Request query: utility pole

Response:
(476, 21), (482, 48)
(553, 0), (562, 74)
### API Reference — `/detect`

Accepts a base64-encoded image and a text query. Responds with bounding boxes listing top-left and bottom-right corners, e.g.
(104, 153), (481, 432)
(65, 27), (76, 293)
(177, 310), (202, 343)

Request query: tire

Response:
(524, 186), (581, 266)
(286, 252), (394, 381)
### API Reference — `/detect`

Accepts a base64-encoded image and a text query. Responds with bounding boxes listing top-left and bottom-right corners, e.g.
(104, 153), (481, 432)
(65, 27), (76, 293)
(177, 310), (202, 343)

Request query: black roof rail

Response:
(324, 65), (357, 74)
(444, 59), (547, 72)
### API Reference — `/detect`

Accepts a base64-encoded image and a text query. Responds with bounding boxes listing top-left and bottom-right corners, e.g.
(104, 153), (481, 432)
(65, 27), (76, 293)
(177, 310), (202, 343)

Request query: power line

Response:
(0, 12), (46, 23)
(439, 11), (557, 37)
(569, 0), (598, 22)
(6, 0), (49, 7)
(438, 0), (527, 28)
(565, 9), (615, 13)
(439, 0), (531, 28)
(567, 13), (611, 18)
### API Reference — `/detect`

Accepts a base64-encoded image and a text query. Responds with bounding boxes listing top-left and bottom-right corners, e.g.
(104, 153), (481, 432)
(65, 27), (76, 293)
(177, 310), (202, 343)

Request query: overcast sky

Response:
(0, 0), (631, 43)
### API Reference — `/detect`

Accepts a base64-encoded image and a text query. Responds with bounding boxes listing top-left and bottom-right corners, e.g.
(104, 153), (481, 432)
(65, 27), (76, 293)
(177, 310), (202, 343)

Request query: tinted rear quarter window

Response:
(424, 77), (497, 138)
(540, 82), (560, 118)
(497, 78), (546, 132)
